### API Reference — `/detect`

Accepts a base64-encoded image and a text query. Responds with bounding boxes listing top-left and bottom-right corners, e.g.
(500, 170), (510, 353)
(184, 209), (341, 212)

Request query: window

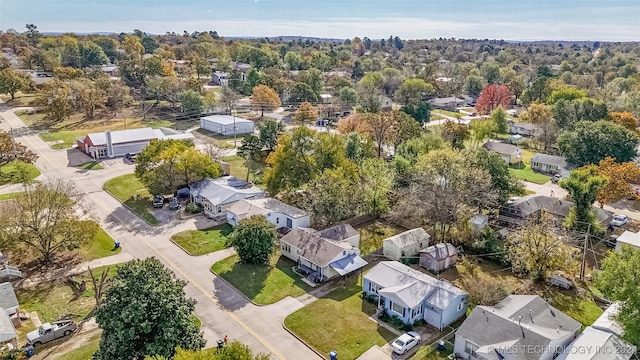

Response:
(464, 341), (479, 357)
(216, 205), (222, 213)
(392, 302), (404, 315)
(368, 282), (379, 294)
(411, 305), (422, 318)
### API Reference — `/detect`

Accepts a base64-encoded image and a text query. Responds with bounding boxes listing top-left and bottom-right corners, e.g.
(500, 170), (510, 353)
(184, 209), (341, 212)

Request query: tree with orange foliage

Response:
(292, 102), (318, 123)
(608, 111), (638, 131)
(475, 84), (511, 115)
(594, 157), (640, 207)
(336, 114), (371, 136)
(251, 85), (281, 117)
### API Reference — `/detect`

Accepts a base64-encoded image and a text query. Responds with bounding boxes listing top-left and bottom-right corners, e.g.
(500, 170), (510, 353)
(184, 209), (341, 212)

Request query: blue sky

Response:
(1, 0), (639, 41)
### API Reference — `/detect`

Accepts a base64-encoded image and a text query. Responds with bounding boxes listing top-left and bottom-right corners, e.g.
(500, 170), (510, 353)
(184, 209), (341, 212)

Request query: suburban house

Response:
(615, 230), (640, 252)
(0, 283), (19, 325)
(363, 261), (468, 329)
(383, 228), (431, 261)
(100, 64), (119, 77)
(419, 243), (459, 272)
(0, 309), (16, 347)
(226, 197), (310, 229)
(317, 223), (360, 248)
(190, 177), (265, 219)
(509, 121), (540, 136)
(482, 140), (522, 165)
(379, 95), (393, 111)
(500, 195), (612, 225)
(531, 154), (572, 175)
(280, 226), (366, 283)
(558, 302), (635, 360)
(0, 252), (21, 282)
(200, 115), (255, 136)
(76, 127), (194, 159)
(454, 295), (581, 360)
(428, 97), (466, 111)
(211, 71), (229, 86)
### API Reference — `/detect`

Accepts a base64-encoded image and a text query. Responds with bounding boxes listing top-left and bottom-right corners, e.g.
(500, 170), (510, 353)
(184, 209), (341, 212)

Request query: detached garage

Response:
(200, 115), (255, 136)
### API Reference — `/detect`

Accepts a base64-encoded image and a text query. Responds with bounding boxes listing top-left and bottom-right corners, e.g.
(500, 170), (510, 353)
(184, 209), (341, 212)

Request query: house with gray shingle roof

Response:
(363, 261), (468, 329)
(226, 197), (310, 229)
(0, 308), (16, 345)
(280, 226), (366, 283)
(454, 295), (581, 360)
(383, 228), (430, 261)
(482, 140), (523, 165)
(500, 194), (612, 225)
(509, 121), (541, 136)
(190, 177), (265, 219)
(531, 154), (572, 175)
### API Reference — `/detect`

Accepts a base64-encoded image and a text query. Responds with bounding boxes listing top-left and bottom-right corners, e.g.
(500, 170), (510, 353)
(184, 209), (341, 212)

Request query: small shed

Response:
(383, 228), (430, 261)
(419, 243), (459, 272)
(469, 214), (488, 234)
(200, 115), (255, 136)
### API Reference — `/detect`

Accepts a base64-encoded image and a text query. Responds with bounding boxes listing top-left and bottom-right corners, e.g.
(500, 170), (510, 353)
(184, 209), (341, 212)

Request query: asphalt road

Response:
(0, 103), (321, 360)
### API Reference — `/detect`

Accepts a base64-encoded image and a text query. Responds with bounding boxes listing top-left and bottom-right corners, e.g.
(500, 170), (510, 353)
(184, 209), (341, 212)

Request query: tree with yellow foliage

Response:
(292, 101), (318, 123)
(594, 157), (640, 207)
(608, 111), (638, 131)
(251, 84), (280, 117)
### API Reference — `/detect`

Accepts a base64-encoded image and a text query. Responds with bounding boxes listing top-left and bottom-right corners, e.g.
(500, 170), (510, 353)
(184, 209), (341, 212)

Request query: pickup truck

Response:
(27, 320), (77, 346)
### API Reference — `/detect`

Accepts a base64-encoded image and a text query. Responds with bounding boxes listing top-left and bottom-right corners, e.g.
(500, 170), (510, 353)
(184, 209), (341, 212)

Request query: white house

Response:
(0, 309), (16, 346)
(509, 121), (540, 136)
(531, 154), (572, 175)
(363, 261), (468, 329)
(280, 226), (366, 283)
(482, 140), (522, 165)
(615, 231), (640, 252)
(383, 228), (431, 261)
(454, 295), (581, 360)
(226, 197), (310, 229)
(76, 128), (194, 159)
(200, 115), (255, 136)
(211, 71), (229, 86)
(190, 177), (265, 219)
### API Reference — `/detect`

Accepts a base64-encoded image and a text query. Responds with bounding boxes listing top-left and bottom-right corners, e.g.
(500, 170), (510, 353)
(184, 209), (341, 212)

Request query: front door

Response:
(286, 217), (293, 228)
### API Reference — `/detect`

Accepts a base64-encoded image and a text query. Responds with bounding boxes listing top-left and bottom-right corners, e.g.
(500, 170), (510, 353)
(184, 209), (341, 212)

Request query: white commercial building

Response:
(200, 115), (255, 136)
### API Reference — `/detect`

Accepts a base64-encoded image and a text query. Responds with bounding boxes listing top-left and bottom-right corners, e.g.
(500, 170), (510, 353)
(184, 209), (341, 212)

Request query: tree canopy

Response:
(229, 215), (278, 264)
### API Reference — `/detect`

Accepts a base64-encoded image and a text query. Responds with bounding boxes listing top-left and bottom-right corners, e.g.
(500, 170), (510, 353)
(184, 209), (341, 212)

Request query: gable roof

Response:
(420, 243), (458, 261)
(319, 223), (359, 241)
(532, 153), (570, 168)
(0, 308), (16, 343)
(428, 97), (466, 105)
(504, 195), (612, 224)
(228, 198), (308, 220)
(84, 128), (193, 146)
(0, 282), (18, 312)
(330, 253), (368, 276)
(556, 326), (635, 360)
(616, 231), (640, 249)
(365, 261), (467, 310)
(280, 228), (354, 267)
(384, 228), (430, 249)
(510, 122), (540, 131)
(201, 115), (254, 125)
(482, 140), (520, 156)
(456, 295), (581, 360)
(190, 177), (265, 206)
(592, 302), (624, 336)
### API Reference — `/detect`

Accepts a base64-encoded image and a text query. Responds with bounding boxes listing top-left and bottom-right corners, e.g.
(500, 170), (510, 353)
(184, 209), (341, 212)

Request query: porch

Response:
(296, 263), (328, 284)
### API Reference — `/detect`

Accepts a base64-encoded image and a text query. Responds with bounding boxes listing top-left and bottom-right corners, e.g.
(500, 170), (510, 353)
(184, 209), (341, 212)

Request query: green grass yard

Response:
(509, 161), (550, 184)
(171, 224), (233, 255)
(56, 331), (102, 360)
(0, 160), (40, 185)
(284, 277), (396, 359)
(358, 221), (406, 255)
(545, 289), (603, 328)
(211, 253), (312, 305)
(78, 223), (121, 261)
(222, 155), (250, 180)
(103, 174), (159, 225)
(0, 192), (22, 201)
(77, 161), (103, 170)
(432, 109), (461, 118)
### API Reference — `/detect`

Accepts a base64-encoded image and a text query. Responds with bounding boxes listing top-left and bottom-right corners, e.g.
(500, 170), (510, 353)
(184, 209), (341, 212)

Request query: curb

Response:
(209, 264), (264, 307)
(281, 321), (328, 360)
(102, 187), (160, 226)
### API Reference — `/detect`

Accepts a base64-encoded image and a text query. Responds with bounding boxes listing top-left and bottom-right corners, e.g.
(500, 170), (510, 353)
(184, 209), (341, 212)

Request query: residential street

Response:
(0, 103), (321, 360)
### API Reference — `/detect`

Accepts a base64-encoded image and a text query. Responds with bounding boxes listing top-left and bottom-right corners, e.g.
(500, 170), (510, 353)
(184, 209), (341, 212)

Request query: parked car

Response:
(152, 195), (164, 208)
(611, 214), (629, 227)
(169, 197), (179, 210)
(506, 197), (520, 205)
(391, 331), (421, 355)
(605, 235), (618, 248)
(124, 153), (137, 162)
(27, 320), (77, 346)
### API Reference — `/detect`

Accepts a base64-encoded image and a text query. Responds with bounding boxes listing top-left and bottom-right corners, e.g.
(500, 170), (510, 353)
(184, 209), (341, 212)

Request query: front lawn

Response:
(509, 162), (550, 184)
(17, 264), (120, 323)
(358, 221), (406, 255)
(545, 289), (603, 328)
(411, 341), (454, 360)
(78, 223), (121, 261)
(171, 224), (233, 255)
(284, 277), (396, 359)
(211, 253), (312, 305)
(103, 174), (159, 225)
(0, 160), (40, 185)
(56, 331), (102, 360)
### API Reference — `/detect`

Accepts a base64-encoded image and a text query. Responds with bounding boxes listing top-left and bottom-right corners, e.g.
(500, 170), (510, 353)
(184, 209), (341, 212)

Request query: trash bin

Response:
(329, 350), (337, 360)
(437, 340), (445, 351)
(25, 345), (35, 357)
(217, 339), (224, 349)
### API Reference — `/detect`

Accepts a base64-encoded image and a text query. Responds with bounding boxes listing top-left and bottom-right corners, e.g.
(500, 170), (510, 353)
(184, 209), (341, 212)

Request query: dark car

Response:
(124, 153), (138, 162)
(605, 235), (618, 248)
(152, 195), (164, 208)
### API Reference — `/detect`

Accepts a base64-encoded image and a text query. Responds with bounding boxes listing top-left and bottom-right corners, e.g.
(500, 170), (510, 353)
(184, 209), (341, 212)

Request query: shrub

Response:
(185, 203), (202, 214)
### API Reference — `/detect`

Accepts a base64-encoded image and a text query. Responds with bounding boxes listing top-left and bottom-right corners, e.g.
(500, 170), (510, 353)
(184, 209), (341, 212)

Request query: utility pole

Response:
(232, 103), (237, 148)
(580, 222), (591, 280)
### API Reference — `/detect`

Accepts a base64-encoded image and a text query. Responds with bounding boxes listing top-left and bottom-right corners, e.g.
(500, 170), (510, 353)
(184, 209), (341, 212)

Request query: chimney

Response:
(105, 130), (114, 158)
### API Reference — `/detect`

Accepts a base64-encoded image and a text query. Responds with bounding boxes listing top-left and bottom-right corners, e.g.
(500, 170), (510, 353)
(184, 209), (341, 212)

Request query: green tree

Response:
(338, 86), (357, 105)
(357, 72), (383, 113)
(393, 111), (423, 147)
(237, 134), (264, 181)
(0, 179), (97, 263)
(94, 258), (205, 360)
(546, 87), (586, 105)
(229, 215), (278, 264)
(508, 215), (579, 281)
(0, 68), (34, 100)
(559, 166), (608, 232)
(401, 101), (431, 124)
(122, 35), (145, 59)
(191, 55), (212, 78)
(70, 78), (106, 119)
(556, 121), (639, 167)
(360, 158), (394, 214)
(257, 119), (284, 152)
(491, 106), (508, 133)
(306, 165), (361, 227)
(284, 52), (302, 70)
(521, 77), (551, 105)
(395, 78), (434, 106)
(287, 82), (318, 104)
(35, 79), (73, 123)
(596, 247), (640, 346)
(381, 67), (405, 97)
(298, 68), (323, 97)
(467, 148), (525, 204)
(79, 41), (108, 66)
(179, 89), (204, 115)
(0, 130), (38, 173)
(441, 120), (470, 149)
